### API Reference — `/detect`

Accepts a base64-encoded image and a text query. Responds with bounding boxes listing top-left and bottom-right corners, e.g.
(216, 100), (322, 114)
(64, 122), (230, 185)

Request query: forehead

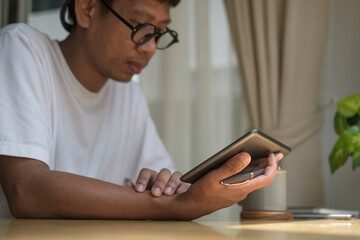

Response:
(114, 0), (171, 24)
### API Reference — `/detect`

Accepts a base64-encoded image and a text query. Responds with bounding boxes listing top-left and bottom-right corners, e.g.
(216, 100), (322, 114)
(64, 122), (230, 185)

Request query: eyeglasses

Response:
(100, 0), (179, 50)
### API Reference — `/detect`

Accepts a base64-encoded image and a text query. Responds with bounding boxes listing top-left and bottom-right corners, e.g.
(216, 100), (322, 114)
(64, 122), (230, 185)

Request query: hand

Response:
(174, 152), (283, 220)
(129, 168), (189, 197)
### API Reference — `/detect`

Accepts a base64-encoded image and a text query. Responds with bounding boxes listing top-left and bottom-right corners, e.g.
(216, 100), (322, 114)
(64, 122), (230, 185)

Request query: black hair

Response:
(60, 0), (181, 33)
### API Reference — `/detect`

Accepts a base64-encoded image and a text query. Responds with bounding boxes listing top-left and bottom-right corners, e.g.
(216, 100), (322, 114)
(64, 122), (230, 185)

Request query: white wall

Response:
(28, 8), (68, 41)
(321, 0), (360, 212)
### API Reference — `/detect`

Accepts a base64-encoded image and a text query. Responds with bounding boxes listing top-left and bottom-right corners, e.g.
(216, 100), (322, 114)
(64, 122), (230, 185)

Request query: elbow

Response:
(8, 201), (27, 219)
(3, 182), (39, 219)
(6, 188), (31, 218)
(0, 157), (51, 218)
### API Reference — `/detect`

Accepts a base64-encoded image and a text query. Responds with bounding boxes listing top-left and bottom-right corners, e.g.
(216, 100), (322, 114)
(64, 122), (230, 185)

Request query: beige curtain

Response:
(224, 0), (329, 207)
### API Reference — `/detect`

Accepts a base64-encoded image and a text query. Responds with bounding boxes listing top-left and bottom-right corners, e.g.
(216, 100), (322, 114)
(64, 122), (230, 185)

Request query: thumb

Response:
(211, 152), (251, 181)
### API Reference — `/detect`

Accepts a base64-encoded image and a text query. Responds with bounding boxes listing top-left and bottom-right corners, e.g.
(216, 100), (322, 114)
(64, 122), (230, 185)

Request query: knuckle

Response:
(173, 171), (182, 177)
(160, 168), (171, 175)
(226, 158), (242, 173)
(136, 178), (147, 185)
(136, 169), (152, 184)
(139, 168), (150, 175)
(226, 153), (251, 173)
(166, 179), (178, 189)
(154, 178), (167, 187)
(238, 152), (251, 164)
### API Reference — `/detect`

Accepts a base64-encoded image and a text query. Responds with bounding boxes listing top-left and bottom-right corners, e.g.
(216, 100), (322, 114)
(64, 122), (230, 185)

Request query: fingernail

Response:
(164, 187), (173, 195)
(153, 187), (161, 196)
(136, 184), (145, 192)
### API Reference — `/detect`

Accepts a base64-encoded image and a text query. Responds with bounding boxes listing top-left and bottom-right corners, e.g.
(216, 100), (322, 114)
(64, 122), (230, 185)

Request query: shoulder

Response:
(1, 23), (48, 39)
(0, 24), (57, 96)
(0, 23), (52, 51)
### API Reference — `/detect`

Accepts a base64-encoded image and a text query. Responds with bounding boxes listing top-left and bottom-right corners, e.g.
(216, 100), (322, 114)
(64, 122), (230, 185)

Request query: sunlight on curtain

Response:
(224, 0), (328, 207)
(139, 0), (248, 173)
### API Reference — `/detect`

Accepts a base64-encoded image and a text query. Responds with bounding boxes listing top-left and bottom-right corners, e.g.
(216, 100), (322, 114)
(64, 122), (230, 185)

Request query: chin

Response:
(111, 74), (134, 83)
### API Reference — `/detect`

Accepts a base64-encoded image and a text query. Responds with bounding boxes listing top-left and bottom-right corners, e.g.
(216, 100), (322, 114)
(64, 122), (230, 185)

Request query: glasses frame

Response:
(100, 0), (179, 50)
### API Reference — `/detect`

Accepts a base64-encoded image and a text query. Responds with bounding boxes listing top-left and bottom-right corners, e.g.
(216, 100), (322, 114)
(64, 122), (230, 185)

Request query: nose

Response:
(137, 37), (157, 57)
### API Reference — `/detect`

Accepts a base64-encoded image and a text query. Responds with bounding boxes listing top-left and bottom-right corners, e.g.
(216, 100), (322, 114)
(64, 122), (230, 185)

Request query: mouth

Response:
(128, 61), (146, 74)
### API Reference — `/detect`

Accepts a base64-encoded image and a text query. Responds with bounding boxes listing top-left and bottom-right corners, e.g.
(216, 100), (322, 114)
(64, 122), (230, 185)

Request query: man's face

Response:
(85, 0), (171, 82)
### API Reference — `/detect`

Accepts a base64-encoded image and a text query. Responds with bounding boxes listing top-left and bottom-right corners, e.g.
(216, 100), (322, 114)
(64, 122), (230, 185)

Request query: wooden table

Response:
(1, 218), (360, 240)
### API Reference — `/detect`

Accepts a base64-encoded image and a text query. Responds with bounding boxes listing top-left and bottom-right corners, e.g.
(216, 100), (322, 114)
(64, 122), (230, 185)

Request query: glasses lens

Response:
(133, 24), (155, 44)
(157, 32), (174, 49)
(156, 30), (177, 49)
(132, 24), (178, 50)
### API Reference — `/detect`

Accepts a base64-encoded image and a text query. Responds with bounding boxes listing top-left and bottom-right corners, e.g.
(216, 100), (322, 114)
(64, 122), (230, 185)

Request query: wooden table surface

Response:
(1, 218), (360, 240)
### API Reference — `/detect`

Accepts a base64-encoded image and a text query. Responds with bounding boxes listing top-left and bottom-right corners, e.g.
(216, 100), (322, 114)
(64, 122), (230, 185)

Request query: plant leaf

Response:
(343, 125), (360, 136)
(329, 136), (350, 173)
(337, 94), (360, 118)
(352, 151), (360, 171)
(334, 111), (348, 135)
(343, 126), (360, 152)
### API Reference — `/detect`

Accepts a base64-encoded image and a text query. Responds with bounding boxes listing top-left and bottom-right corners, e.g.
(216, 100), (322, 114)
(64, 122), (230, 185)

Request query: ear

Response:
(74, 0), (96, 29)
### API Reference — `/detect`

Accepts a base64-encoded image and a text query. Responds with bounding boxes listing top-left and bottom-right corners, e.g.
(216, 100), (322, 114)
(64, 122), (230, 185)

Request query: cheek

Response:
(100, 26), (131, 61)
(85, 17), (136, 81)
(90, 31), (130, 73)
(103, 41), (137, 81)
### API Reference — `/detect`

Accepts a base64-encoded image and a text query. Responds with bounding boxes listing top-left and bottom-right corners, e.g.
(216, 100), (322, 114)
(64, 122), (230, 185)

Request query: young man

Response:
(0, 0), (283, 220)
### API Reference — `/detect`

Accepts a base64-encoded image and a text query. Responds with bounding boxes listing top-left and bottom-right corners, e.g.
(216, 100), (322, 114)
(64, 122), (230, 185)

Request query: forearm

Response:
(9, 169), (182, 219)
(0, 157), (183, 220)
(1, 152), (282, 220)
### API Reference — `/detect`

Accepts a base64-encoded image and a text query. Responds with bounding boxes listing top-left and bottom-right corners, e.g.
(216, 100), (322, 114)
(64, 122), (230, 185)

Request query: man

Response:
(0, 0), (283, 220)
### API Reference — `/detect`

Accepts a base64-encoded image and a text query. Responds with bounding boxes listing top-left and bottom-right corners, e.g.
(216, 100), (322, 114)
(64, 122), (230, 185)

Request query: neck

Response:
(59, 29), (108, 93)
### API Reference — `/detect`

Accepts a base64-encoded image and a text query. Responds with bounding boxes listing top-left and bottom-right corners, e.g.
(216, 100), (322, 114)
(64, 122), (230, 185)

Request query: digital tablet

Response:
(180, 129), (291, 184)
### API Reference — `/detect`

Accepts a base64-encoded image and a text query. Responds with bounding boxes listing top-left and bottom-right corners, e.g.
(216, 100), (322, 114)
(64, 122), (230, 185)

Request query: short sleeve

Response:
(0, 25), (53, 164)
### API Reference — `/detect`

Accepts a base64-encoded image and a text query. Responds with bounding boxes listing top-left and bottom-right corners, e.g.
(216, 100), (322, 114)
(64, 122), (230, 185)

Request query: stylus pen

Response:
(221, 168), (266, 185)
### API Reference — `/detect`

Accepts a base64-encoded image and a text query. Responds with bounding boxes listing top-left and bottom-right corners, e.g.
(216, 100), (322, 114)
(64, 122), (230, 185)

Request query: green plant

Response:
(329, 93), (360, 173)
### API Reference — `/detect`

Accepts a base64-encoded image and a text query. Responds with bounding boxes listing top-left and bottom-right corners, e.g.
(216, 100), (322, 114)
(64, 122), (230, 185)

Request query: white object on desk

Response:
(242, 169), (287, 211)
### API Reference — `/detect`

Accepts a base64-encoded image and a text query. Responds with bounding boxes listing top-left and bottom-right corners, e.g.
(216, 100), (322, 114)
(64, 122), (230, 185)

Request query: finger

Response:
(264, 153), (277, 178)
(246, 153), (277, 190)
(250, 157), (267, 165)
(242, 160), (267, 172)
(253, 152), (282, 171)
(127, 180), (135, 188)
(243, 152), (284, 172)
(175, 182), (190, 194)
(249, 159), (268, 170)
(151, 168), (172, 197)
(211, 152), (251, 181)
(274, 152), (284, 162)
(135, 168), (156, 192)
(163, 171), (183, 196)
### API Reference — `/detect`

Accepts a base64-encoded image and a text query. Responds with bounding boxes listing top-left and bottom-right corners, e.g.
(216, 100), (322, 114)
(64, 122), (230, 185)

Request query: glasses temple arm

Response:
(100, 0), (136, 31)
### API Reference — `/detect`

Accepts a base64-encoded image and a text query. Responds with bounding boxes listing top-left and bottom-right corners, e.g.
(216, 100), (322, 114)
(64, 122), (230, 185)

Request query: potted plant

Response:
(329, 93), (360, 173)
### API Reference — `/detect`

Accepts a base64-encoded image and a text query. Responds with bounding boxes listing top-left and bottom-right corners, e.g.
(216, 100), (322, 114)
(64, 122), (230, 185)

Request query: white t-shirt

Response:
(0, 23), (174, 218)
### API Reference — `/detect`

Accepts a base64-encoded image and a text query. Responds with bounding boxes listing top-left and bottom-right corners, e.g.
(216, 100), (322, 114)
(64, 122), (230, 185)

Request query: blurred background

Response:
(1, 0), (359, 218)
